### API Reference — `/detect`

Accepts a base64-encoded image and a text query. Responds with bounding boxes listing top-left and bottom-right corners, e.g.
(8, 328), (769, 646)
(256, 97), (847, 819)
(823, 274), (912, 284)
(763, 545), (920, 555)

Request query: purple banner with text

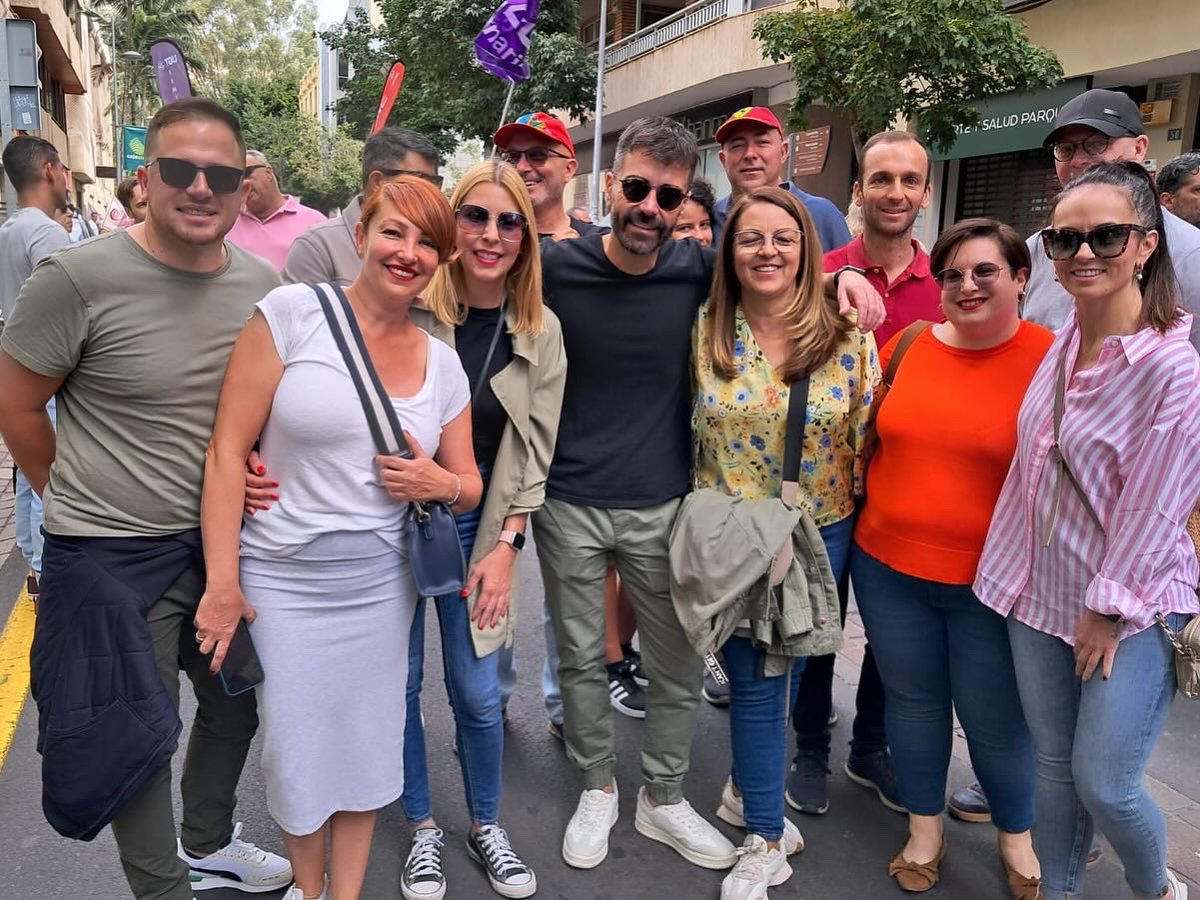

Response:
(150, 40), (194, 104)
(473, 0), (540, 82)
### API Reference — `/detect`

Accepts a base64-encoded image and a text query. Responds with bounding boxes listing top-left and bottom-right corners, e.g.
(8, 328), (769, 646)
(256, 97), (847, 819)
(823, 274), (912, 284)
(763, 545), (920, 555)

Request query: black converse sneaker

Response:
(606, 660), (646, 719)
(401, 827), (446, 900)
(466, 824), (537, 898)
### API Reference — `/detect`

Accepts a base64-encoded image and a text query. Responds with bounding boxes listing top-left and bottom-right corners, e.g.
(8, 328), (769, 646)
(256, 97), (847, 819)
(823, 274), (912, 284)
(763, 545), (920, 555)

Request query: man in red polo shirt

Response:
(787, 130), (942, 819)
(823, 130), (942, 348)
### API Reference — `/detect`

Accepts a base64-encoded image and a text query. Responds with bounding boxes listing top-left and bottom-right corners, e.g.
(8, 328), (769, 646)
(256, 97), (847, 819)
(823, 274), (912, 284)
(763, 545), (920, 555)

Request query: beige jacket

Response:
(411, 303), (567, 657)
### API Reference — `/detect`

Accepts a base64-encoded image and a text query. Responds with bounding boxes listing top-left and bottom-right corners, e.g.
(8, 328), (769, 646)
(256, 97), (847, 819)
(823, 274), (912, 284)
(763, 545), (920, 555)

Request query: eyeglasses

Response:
(147, 158), (245, 194)
(1040, 224), (1148, 260)
(935, 262), (1011, 290)
(376, 168), (445, 189)
(618, 176), (687, 211)
(499, 147), (572, 167)
(244, 164), (267, 176)
(456, 204), (528, 243)
(732, 228), (803, 251)
(1050, 134), (1112, 162)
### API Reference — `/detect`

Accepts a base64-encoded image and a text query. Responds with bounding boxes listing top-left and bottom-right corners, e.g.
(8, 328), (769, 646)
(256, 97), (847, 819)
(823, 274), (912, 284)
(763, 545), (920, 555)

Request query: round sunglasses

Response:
(935, 262), (1012, 290)
(1040, 224), (1148, 260)
(456, 204), (528, 243)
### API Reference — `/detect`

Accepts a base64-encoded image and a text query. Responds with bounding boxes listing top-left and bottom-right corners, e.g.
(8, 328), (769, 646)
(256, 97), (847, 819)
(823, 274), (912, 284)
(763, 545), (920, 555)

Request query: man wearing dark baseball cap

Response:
(494, 112), (603, 241)
(1020, 88), (1200, 350)
(711, 105), (850, 253)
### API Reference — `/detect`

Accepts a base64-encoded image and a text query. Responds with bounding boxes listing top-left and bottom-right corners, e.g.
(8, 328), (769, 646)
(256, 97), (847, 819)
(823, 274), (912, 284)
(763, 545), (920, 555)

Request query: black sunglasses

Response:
(619, 176), (687, 211)
(935, 262), (1011, 290)
(377, 168), (445, 189)
(1040, 224), (1148, 260)
(499, 147), (572, 166)
(147, 157), (245, 194)
(456, 204), (528, 243)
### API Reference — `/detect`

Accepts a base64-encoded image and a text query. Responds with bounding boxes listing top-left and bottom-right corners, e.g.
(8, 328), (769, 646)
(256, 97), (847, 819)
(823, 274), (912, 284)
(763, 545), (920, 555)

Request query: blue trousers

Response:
(1008, 615), (1184, 899)
(851, 544), (1034, 831)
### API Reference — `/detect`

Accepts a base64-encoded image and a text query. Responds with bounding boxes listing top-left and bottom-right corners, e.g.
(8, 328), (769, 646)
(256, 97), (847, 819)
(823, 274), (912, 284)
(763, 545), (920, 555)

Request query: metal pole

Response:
(1, 20), (17, 219)
(589, 0), (607, 222)
(490, 81), (517, 160)
(111, 20), (121, 181)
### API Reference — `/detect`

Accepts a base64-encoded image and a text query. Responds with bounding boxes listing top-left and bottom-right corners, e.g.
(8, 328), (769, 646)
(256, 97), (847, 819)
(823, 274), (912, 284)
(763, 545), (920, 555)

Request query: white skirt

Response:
(241, 530), (417, 835)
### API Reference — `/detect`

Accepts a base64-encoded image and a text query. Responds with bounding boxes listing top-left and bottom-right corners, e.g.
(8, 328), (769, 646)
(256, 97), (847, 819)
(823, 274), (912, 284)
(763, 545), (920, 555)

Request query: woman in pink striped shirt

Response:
(976, 160), (1200, 900)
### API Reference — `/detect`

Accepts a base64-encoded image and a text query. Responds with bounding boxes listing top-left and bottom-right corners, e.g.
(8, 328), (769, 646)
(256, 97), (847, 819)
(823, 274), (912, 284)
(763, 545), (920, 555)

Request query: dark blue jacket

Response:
(712, 181), (852, 256)
(32, 530), (200, 840)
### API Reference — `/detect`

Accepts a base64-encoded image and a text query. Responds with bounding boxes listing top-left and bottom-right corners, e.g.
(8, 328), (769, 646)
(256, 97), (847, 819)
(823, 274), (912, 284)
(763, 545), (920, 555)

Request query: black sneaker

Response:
(845, 750), (905, 813)
(702, 671), (730, 708)
(606, 660), (646, 719)
(402, 826), (446, 900)
(467, 824), (537, 898)
(786, 753), (830, 815)
(621, 643), (648, 687)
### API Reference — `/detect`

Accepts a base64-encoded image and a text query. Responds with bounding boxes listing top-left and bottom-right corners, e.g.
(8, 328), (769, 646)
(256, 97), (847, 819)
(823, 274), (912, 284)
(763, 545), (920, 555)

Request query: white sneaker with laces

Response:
(1167, 868), (1189, 900)
(179, 822), (293, 892)
(282, 885), (328, 900)
(562, 781), (620, 869)
(634, 787), (737, 869)
(715, 779), (804, 855)
(720, 834), (793, 900)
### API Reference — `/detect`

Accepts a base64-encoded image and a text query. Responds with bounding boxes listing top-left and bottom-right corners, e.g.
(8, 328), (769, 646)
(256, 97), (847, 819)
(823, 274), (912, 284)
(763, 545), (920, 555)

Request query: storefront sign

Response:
(930, 77), (1091, 160)
(791, 126), (832, 177)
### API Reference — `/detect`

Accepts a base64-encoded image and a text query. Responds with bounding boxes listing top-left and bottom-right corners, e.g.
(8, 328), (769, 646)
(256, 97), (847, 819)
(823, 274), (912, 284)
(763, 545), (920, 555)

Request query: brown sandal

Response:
(888, 840), (946, 892)
(1000, 840), (1041, 900)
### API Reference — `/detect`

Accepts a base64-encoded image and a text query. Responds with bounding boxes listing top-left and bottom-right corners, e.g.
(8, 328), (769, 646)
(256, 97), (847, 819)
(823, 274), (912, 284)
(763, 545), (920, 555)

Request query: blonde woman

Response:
(692, 185), (879, 899)
(400, 160), (567, 900)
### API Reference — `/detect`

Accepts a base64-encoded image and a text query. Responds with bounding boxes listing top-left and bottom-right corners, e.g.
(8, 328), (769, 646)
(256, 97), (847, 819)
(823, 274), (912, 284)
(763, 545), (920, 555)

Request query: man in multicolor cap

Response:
(712, 106), (851, 253)
(494, 112), (604, 241)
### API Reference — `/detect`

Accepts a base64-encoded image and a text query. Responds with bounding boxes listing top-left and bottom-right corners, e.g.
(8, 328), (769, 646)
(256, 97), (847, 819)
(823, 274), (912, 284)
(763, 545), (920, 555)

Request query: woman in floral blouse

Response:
(693, 185), (879, 900)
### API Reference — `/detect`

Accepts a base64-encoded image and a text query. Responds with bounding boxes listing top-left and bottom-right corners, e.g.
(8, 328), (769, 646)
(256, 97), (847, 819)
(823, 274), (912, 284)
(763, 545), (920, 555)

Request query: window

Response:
(37, 56), (67, 131)
(337, 53), (351, 90)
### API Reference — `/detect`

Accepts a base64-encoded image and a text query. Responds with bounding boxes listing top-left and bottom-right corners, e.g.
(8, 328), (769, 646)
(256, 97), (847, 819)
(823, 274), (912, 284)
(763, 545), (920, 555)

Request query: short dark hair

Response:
(145, 98), (245, 160)
(116, 175), (140, 210)
(931, 217), (1031, 278)
(1, 136), (61, 193)
(858, 130), (931, 183)
(686, 176), (716, 220)
(613, 117), (699, 182)
(1157, 152), (1200, 197)
(361, 128), (440, 190)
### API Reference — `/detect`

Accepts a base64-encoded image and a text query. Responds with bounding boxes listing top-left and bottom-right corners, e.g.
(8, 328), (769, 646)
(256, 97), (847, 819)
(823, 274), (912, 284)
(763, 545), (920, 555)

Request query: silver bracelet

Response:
(448, 474), (462, 506)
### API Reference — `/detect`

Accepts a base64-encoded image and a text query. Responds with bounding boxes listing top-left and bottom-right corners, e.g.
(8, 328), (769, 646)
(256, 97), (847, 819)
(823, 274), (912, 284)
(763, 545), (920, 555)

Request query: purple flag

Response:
(150, 40), (194, 104)
(473, 0), (540, 82)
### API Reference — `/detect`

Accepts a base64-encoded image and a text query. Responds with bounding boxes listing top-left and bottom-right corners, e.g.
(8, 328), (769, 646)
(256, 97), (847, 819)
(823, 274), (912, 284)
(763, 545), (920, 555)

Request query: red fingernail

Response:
(270, 494), (279, 500)
(256, 466), (265, 475)
(460, 589), (469, 597)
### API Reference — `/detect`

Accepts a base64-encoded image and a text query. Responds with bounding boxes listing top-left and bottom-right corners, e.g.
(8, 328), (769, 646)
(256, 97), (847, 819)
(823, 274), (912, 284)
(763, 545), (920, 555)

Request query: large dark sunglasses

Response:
(935, 262), (1011, 290)
(147, 157), (245, 194)
(456, 204), (528, 243)
(1040, 224), (1148, 260)
(377, 167), (445, 189)
(499, 147), (571, 166)
(619, 176), (687, 211)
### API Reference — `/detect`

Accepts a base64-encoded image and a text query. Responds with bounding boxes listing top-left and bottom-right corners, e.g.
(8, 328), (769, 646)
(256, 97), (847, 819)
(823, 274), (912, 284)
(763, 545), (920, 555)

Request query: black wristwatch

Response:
(833, 264), (868, 291)
(499, 530), (526, 552)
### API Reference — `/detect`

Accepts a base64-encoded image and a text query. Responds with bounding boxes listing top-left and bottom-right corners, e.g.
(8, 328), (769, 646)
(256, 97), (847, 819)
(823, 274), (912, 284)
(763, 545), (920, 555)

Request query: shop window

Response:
(956, 149), (1058, 236)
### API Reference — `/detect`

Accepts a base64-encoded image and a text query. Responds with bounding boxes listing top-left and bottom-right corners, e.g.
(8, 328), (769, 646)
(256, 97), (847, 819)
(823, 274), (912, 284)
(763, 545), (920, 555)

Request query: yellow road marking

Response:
(0, 589), (35, 772)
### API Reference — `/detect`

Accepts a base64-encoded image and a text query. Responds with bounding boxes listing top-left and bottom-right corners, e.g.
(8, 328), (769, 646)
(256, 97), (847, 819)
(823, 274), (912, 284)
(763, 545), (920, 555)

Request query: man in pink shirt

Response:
(226, 150), (325, 271)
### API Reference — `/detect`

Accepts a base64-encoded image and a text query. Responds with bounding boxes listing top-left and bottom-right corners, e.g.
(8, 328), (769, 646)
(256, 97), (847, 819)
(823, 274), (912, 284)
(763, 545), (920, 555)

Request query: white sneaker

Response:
(1168, 869), (1189, 900)
(282, 886), (327, 900)
(715, 779), (804, 855)
(720, 834), (793, 900)
(634, 787), (737, 869)
(562, 781), (620, 869)
(179, 822), (293, 892)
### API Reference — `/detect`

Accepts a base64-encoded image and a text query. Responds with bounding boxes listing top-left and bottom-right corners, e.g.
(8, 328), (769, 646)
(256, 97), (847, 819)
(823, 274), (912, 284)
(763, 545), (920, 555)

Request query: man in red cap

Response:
(712, 106), (850, 253)
(494, 112), (604, 241)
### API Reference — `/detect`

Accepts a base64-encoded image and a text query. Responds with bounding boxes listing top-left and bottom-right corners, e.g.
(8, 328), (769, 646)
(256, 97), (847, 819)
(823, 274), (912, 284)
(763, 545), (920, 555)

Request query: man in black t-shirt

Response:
(533, 116), (736, 873)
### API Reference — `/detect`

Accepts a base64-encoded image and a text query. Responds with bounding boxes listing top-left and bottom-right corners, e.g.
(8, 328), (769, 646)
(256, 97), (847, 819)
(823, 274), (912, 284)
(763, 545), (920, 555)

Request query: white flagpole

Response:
(589, 0), (608, 222)
(491, 80), (518, 160)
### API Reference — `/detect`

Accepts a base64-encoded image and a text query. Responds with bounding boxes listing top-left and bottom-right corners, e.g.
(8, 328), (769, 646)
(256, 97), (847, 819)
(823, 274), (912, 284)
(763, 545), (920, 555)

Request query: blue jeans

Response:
(851, 545), (1034, 830)
(497, 600), (563, 726)
(1007, 615), (1184, 900)
(727, 515), (854, 840)
(15, 397), (55, 574)
(401, 525), (504, 825)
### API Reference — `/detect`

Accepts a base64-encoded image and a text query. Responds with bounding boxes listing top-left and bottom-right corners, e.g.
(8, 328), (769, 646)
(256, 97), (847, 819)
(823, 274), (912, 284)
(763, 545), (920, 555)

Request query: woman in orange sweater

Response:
(850, 219), (1053, 897)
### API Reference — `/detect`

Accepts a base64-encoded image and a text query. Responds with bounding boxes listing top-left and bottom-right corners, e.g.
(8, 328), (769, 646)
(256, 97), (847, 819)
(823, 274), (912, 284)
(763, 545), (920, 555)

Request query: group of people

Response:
(0, 83), (1196, 900)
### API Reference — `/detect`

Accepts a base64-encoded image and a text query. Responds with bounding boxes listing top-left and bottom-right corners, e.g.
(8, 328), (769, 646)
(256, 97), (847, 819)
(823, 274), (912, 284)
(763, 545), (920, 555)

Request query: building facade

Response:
(315, 0), (383, 130)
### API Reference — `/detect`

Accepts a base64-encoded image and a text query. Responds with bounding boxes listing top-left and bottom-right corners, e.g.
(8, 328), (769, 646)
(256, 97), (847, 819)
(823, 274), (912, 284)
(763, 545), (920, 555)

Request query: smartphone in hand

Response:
(217, 619), (265, 697)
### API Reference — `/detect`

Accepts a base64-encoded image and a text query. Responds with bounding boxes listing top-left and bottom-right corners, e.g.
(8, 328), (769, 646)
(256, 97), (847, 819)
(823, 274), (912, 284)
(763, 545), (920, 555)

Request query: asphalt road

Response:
(0, 543), (1196, 900)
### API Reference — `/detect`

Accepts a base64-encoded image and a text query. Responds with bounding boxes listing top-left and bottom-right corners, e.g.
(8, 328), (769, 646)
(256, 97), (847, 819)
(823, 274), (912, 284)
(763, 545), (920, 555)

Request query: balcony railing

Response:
(605, 0), (746, 68)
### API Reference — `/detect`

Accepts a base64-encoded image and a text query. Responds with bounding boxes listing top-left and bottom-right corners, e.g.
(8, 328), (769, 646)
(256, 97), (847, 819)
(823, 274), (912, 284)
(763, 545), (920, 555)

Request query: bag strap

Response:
(882, 320), (930, 389)
(780, 374), (811, 508)
(471, 299), (508, 404)
(311, 282), (410, 459)
(1043, 347), (1105, 545)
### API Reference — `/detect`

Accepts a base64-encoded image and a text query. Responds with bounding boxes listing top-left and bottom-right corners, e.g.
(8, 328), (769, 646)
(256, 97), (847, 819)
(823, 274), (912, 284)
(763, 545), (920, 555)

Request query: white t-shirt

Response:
(240, 282), (470, 558)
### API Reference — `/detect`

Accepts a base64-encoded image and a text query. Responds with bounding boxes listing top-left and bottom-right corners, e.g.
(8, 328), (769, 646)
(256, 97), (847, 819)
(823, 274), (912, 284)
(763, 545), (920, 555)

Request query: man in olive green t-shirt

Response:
(0, 100), (290, 899)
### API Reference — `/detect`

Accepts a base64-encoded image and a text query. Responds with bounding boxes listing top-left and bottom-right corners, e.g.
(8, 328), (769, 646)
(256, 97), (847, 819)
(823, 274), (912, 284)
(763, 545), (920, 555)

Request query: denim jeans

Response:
(497, 600), (563, 726)
(851, 545), (1034, 830)
(14, 397), (55, 575)
(401, 527), (505, 825)
(789, 514), (887, 760)
(1007, 615), (1184, 900)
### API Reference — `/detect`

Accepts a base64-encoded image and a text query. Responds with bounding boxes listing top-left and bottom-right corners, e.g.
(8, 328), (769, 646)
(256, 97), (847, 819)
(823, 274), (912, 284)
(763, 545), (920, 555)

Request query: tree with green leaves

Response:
(321, 0), (596, 154)
(753, 0), (1064, 155)
(191, 0), (318, 95)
